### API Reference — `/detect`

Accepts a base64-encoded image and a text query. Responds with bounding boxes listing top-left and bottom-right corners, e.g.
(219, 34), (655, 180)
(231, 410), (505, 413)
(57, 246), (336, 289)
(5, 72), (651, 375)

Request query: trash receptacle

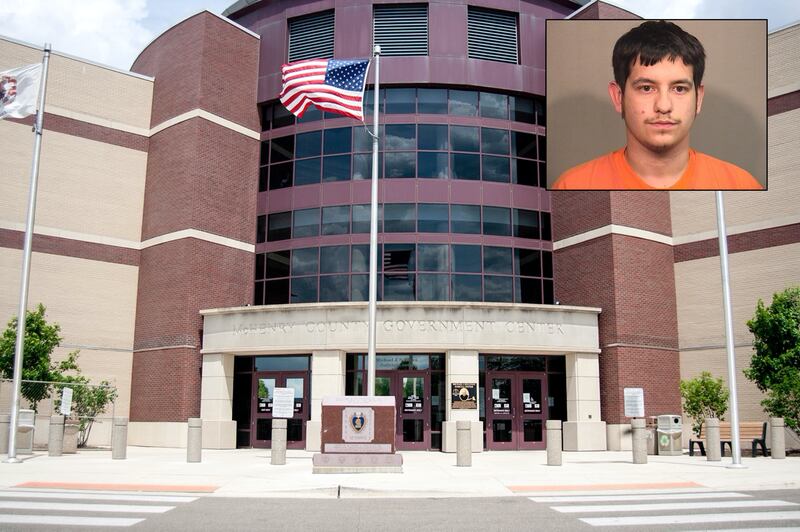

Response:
(646, 416), (658, 455)
(657, 415), (682, 456)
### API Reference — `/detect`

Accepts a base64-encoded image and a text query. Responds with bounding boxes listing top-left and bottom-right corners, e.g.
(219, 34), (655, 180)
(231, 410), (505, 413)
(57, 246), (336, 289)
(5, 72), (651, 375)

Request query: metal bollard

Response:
(456, 420), (471, 467)
(770, 417), (786, 459)
(48, 415), (65, 457)
(112, 417), (128, 460)
(705, 418), (721, 461)
(0, 414), (10, 454)
(631, 418), (648, 464)
(187, 418), (202, 463)
(546, 420), (562, 466)
(270, 418), (287, 465)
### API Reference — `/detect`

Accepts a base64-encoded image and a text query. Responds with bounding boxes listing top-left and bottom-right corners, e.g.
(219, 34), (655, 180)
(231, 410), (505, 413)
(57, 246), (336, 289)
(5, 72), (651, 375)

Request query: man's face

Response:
(609, 56), (704, 155)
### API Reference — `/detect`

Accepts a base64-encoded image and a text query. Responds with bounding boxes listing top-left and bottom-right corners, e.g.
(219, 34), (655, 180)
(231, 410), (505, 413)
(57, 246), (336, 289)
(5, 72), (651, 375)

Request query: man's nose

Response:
(654, 89), (672, 113)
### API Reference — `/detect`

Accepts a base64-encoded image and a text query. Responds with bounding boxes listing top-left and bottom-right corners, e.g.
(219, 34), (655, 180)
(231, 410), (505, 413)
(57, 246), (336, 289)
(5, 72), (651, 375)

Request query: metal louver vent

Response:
(468, 7), (518, 64)
(288, 11), (335, 62)
(374, 4), (428, 56)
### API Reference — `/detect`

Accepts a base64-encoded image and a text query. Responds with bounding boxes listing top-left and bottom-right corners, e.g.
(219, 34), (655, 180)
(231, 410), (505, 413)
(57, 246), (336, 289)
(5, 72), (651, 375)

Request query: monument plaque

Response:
(451, 383), (477, 410)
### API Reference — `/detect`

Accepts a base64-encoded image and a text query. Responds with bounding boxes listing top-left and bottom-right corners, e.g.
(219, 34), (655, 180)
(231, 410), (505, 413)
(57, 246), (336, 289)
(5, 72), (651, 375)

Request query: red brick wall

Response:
(674, 223), (800, 263)
(0, 229), (139, 266)
(551, 191), (612, 241)
(130, 348), (200, 421)
(9, 113), (148, 151)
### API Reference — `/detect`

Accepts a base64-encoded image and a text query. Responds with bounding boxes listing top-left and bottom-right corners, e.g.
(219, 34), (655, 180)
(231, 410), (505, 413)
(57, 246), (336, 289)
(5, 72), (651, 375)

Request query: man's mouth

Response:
(647, 120), (679, 128)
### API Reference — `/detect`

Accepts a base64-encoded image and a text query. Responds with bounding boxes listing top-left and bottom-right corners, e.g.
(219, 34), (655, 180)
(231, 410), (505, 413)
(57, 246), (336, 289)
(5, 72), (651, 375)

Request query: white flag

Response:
(0, 63), (42, 119)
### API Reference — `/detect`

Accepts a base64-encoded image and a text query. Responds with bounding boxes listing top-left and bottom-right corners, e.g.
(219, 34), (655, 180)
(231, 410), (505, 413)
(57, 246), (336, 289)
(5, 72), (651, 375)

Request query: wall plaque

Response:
(451, 383), (477, 409)
(342, 407), (375, 442)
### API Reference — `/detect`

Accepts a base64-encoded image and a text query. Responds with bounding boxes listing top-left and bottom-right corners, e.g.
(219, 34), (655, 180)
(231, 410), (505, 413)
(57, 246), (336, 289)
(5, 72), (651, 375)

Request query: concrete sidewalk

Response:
(0, 447), (798, 498)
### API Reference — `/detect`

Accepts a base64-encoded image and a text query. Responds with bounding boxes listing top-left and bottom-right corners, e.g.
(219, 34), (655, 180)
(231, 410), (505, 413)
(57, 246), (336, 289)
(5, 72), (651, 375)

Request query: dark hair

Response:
(612, 20), (705, 92)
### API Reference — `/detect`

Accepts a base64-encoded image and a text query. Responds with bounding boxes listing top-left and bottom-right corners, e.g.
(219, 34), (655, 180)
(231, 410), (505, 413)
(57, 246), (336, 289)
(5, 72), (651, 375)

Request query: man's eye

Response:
(674, 86), (689, 94)
(639, 85), (653, 92)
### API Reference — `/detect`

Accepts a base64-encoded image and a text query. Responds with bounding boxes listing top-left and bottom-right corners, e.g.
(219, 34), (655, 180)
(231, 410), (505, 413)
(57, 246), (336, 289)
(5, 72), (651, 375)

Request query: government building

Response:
(1, 0), (797, 452)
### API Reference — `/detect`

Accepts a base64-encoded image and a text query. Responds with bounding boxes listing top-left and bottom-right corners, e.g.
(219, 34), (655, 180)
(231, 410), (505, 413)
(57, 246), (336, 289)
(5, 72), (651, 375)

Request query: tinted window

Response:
(516, 277), (542, 304)
(541, 212), (551, 241)
(351, 244), (370, 272)
(322, 155), (351, 182)
(512, 131), (537, 158)
(353, 153), (382, 180)
(255, 253), (265, 280)
(292, 247), (319, 275)
(483, 246), (512, 274)
(260, 140), (270, 165)
(294, 158), (321, 186)
(480, 92), (507, 119)
(513, 209), (539, 239)
(320, 245), (349, 273)
(256, 214), (266, 243)
(352, 204), (374, 233)
(452, 274), (481, 301)
(265, 279), (290, 304)
(418, 124), (448, 150)
(451, 126), (479, 152)
(418, 88), (447, 114)
(484, 275), (513, 302)
(512, 158), (538, 187)
(483, 206), (511, 236)
(449, 90), (478, 116)
(384, 204), (415, 232)
(320, 275), (349, 302)
(515, 248), (541, 277)
(271, 135), (293, 162)
(322, 205), (350, 235)
(417, 243), (449, 272)
(296, 131), (322, 158)
(266, 251), (290, 279)
(542, 250), (553, 278)
(293, 208), (320, 237)
(385, 124), (416, 150)
(482, 156), (510, 182)
(418, 152), (448, 178)
(418, 274), (449, 300)
(451, 153), (480, 180)
(451, 204), (481, 234)
(384, 274), (415, 301)
(324, 127), (352, 154)
(481, 127), (509, 155)
(297, 105), (322, 123)
(267, 212), (291, 241)
(269, 162), (292, 189)
(291, 276), (317, 303)
(510, 96), (535, 123)
(385, 152), (415, 178)
(537, 135), (546, 161)
(273, 105), (294, 129)
(386, 88), (416, 114)
(383, 243), (415, 272)
(452, 244), (481, 273)
(418, 203), (449, 233)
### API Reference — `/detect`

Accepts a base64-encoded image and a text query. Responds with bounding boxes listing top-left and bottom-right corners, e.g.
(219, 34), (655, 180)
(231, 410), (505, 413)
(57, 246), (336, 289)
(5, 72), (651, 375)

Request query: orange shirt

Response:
(552, 148), (764, 190)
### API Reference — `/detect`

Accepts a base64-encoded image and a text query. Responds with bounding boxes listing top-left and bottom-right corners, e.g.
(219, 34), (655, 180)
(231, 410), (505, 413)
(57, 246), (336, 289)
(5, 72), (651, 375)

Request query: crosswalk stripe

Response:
(0, 490), (197, 503)
(581, 510), (800, 527)
(520, 487), (720, 497)
(0, 514), (144, 527)
(554, 499), (797, 513)
(0, 500), (175, 513)
(530, 491), (750, 503)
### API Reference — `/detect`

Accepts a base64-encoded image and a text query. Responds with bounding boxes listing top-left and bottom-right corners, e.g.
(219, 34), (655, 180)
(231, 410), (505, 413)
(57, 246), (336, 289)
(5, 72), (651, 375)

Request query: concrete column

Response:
(770, 418), (785, 459)
(48, 415), (65, 457)
(271, 418), (287, 465)
(563, 352), (606, 451)
(112, 417), (128, 460)
(546, 420), (562, 466)
(456, 420), (471, 466)
(187, 418), (202, 463)
(199, 353), (237, 449)
(443, 350), (482, 453)
(705, 418), (721, 461)
(631, 418), (647, 464)
(307, 350), (346, 452)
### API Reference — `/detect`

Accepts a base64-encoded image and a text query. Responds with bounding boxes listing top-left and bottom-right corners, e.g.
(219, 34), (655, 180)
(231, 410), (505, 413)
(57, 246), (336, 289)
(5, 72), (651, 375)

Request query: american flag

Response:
(280, 58), (370, 121)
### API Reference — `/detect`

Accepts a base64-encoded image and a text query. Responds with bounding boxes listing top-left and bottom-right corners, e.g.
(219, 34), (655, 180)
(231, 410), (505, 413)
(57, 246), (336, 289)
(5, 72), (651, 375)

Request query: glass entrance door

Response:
(251, 371), (308, 449)
(376, 371), (430, 450)
(485, 371), (547, 450)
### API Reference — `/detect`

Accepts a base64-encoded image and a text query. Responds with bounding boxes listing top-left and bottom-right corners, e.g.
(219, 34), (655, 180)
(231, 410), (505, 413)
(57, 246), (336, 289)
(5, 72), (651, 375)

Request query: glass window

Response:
(512, 131), (537, 158)
(363, 88), (384, 118)
(297, 105), (322, 123)
(515, 248), (541, 277)
(260, 140), (270, 166)
(351, 274), (369, 301)
(320, 245), (349, 273)
(482, 156), (510, 182)
(452, 275), (481, 301)
(269, 162), (292, 189)
(449, 89), (478, 116)
(510, 96), (535, 123)
(537, 135), (546, 161)
(451, 153), (480, 180)
(541, 212), (551, 241)
(418, 152), (448, 178)
(322, 155), (351, 182)
(417, 243), (449, 272)
(480, 92), (508, 119)
(260, 104), (272, 131)
(256, 355), (310, 372)
(385, 124), (416, 150)
(538, 161), (546, 185)
(256, 215), (266, 244)
(266, 251), (290, 279)
(418, 124), (448, 150)
(353, 125), (375, 152)
(255, 281), (265, 305)
(451, 204), (481, 234)
(259, 166), (268, 192)
(296, 131), (322, 158)
(484, 275), (513, 302)
(483, 206), (511, 236)
(291, 276), (317, 303)
(324, 127), (352, 154)
(385, 152), (415, 178)
(418, 203), (449, 233)
(295, 158), (321, 186)
(267, 212), (291, 241)
(481, 127), (509, 155)
(352, 204), (374, 233)
(536, 98), (546, 126)
(320, 275), (349, 302)
(384, 274), (415, 301)
(418, 274), (449, 300)
(516, 277), (542, 304)
(542, 250), (553, 278)
(512, 158), (538, 187)
(292, 247), (319, 275)
(384, 203), (415, 232)
(255, 253), (265, 280)
(484, 246), (512, 274)
(385, 88), (416, 114)
(418, 88), (447, 114)
(272, 105), (295, 128)
(293, 208), (320, 238)
(383, 243), (415, 272)
(452, 244), (481, 273)
(271, 135), (293, 162)
(514, 209), (539, 239)
(322, 205), (350, 235)
(451, 126), (479, 152)
(265, 278), (290, 304)
(353, 153), (383, 180)
(351, 244), (371, 272)
(543, 279), (554, 304)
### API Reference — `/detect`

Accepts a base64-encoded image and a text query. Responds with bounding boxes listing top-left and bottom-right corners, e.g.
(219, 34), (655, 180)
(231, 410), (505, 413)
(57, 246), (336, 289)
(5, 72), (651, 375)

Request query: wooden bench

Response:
(689, 421), (768, 457)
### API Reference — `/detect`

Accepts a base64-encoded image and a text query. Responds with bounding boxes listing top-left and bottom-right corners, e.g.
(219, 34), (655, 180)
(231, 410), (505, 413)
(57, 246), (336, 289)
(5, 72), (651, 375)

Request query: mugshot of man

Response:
(551, 20), (764, 191)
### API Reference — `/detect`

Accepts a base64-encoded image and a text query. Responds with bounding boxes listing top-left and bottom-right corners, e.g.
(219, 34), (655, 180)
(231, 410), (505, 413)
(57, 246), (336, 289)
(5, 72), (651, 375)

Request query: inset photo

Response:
(546, 19), (767, 191)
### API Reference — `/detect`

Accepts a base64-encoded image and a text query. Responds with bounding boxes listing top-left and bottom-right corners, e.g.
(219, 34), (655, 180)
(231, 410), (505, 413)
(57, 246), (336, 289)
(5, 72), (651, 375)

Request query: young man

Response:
(552, 20), (763, 190)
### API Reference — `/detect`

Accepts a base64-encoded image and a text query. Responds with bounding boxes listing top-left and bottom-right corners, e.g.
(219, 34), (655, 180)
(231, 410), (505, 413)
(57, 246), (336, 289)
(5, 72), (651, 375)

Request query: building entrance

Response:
(485, 371), (547, 450)
(251, 371), (309, 449)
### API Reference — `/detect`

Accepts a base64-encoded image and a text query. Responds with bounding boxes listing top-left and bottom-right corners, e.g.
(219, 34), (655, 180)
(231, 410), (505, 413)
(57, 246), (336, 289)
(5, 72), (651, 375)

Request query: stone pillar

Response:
(307, 350), (346, 452)
(705, 418), (721, 461)
(456, 420), (472, 466)
(631, 418), (647, 464)
(199, 353), (237, 449)
(187, 418), (202, 463)
(271, 418), (287, 465)
(771, 418), (785, 459)
(443, 350), (482, 453)
(48, 415), (65, 457)
(563, 352), (606, 450)
(112, 417), (128, 460)
(546, 420), (563, 466)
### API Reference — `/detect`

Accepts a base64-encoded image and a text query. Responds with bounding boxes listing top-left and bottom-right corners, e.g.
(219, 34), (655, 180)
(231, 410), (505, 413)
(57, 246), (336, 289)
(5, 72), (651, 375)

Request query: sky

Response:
(0, 0), (798, 71)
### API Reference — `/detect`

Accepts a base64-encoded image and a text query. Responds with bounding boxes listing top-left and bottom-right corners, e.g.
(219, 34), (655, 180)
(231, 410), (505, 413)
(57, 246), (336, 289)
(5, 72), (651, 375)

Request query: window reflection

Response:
(322, 205), (350, 235)
(320, 245), (349, 273)
(418, 274), (449, 300)
(480, 92), (508, 119)
(417, 244), (449, 271)
(417, 203), (449, 233)
(292, 247), (319, 275)
(451, 204), (481, 234)
(385, 124), (416, 150)
(418, 124), (448, 150)
(449, 89), (478, 116)
(385, 152), (415, 178)
(481, 127), (509, 155)
(322, 155), (351, 182)
(293, 208), (320, 238)
(451, 126), (480, 152)
(418, 152), (448, 178)
(418, 88), (447, 114)
(291, 276), (317, 303)
(453, 274), (481, 301)
(483, 206), (511, 236)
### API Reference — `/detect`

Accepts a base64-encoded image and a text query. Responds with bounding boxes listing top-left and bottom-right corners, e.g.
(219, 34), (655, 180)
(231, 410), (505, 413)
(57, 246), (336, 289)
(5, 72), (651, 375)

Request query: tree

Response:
(745, 286), (800, 435)
(680, 371), (729, 436)
(58, 376), (118, 447)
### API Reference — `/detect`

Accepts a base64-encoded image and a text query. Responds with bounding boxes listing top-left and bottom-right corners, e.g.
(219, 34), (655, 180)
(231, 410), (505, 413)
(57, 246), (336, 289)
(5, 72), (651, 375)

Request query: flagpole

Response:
(367, 45), (381, 396)
(5, 44), (51, 463)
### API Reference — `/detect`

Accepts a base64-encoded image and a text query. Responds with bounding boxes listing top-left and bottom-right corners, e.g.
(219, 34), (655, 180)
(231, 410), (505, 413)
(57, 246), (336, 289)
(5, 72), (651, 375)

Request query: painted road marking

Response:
(0, 515), (144, 527)
(530, 491), (750, 503)
(509, 481), (702, 493)
(581, 510), (800, 527)
(15, 481), (217, 492)
(0, 500), (175, 513)
(0, 490), (197, 503)
(553, 499), (797, 513)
